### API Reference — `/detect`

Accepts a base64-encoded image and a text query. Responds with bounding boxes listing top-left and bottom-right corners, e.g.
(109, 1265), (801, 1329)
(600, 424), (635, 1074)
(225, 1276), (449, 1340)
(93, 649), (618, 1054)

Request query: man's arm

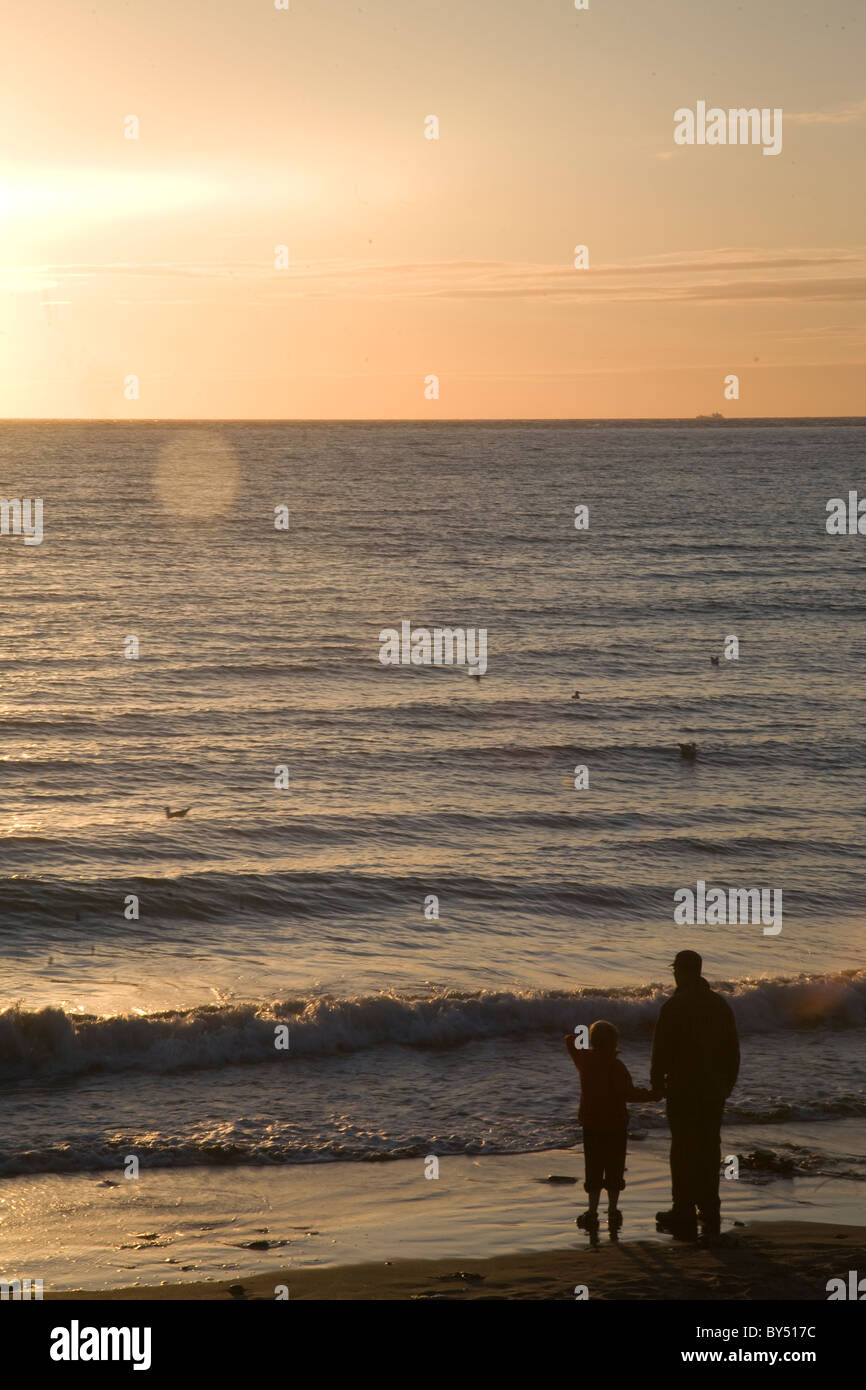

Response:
(721, 1002), (740, 1097)
(650, 1006), (670, 1095)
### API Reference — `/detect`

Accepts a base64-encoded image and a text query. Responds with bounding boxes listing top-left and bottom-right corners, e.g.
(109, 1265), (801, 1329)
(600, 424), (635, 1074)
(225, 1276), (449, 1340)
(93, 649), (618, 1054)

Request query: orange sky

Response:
(1, 0), (864, 417)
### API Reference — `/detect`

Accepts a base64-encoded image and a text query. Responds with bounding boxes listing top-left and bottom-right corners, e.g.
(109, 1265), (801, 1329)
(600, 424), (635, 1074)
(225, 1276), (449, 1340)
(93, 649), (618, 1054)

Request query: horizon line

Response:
(1, 415), (865, 426)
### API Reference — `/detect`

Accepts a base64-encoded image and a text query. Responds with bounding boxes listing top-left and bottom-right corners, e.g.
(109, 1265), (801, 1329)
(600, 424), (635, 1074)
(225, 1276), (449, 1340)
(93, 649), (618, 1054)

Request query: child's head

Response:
(589, 1019), (618, 1055)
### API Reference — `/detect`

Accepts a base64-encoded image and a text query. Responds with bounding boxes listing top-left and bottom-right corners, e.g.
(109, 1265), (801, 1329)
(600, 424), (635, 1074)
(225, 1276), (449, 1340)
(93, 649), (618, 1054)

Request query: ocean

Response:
(1, 420), (864, 1188)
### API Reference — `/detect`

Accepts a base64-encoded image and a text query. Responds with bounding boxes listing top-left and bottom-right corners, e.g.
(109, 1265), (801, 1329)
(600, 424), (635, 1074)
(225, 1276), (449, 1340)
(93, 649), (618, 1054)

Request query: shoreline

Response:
(48, 1222), (866, 1301)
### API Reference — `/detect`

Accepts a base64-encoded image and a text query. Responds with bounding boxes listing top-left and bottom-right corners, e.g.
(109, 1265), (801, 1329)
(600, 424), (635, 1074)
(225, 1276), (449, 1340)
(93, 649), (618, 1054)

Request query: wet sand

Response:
(8, 1140), (862, 1299)
(49, 1222), (866, 1301)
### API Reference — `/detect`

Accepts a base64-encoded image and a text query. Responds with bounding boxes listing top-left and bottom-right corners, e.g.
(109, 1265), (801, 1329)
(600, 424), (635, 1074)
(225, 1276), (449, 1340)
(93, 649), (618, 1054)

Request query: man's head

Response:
(672, 949), (702, 987)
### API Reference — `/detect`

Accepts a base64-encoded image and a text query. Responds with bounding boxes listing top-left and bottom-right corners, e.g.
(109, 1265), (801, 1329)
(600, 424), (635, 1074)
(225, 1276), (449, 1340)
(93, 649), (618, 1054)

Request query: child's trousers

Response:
(582, 1127), (627, 1193)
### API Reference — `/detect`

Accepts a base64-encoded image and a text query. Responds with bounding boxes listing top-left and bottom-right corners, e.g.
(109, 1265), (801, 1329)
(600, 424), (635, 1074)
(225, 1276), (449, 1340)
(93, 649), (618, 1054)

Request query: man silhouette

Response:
(650, 950), (739, 1239)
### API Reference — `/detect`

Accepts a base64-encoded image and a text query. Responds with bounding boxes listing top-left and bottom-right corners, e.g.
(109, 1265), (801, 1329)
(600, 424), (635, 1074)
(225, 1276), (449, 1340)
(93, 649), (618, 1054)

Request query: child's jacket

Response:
(571, 1049), (653, 1130)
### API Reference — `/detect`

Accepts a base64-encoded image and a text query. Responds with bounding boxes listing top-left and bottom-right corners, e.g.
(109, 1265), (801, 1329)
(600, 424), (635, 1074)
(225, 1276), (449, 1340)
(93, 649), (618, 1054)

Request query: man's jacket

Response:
(650, 977), (740, 1100)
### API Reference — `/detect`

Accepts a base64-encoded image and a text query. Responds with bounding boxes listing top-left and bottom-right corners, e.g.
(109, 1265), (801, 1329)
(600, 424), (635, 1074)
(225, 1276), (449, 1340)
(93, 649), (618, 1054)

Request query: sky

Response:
(1, 0), (864, 418)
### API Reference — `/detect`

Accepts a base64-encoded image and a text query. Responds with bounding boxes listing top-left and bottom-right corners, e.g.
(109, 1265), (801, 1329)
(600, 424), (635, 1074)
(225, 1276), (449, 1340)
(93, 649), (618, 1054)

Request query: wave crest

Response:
(1, 970), (863, 1082)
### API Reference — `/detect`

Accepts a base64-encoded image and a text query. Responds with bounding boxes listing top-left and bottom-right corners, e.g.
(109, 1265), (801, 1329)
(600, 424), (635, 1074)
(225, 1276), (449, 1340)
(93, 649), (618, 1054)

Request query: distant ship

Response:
(695, 412), (726, 422)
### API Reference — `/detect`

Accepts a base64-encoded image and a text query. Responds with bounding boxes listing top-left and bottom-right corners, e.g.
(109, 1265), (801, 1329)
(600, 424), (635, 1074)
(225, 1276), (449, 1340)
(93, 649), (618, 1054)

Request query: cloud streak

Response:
(4, 248), (865, 306)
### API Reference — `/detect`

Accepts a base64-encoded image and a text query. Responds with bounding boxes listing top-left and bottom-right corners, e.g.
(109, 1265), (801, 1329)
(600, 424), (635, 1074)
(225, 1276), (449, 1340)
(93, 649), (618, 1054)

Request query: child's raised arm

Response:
(563, 1033), (583, 1071)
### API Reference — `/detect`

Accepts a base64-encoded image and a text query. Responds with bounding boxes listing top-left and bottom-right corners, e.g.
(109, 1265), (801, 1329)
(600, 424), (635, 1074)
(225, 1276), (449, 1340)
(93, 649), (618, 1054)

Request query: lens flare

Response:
(153, 432), (240, 520)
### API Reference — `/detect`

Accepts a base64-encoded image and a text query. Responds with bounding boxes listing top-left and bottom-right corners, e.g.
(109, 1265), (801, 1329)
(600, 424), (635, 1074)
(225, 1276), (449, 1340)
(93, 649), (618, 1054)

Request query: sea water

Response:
(0, 420), (863, 1185)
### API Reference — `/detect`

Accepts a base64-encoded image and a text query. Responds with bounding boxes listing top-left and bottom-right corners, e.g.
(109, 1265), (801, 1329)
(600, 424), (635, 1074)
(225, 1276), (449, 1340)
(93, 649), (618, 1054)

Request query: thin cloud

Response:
(787, 96), (866, 125)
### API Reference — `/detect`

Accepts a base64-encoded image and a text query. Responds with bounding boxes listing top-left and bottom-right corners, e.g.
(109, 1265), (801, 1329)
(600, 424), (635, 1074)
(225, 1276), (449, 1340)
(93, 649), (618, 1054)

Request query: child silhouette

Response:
(565, 1020), (659, 1231)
